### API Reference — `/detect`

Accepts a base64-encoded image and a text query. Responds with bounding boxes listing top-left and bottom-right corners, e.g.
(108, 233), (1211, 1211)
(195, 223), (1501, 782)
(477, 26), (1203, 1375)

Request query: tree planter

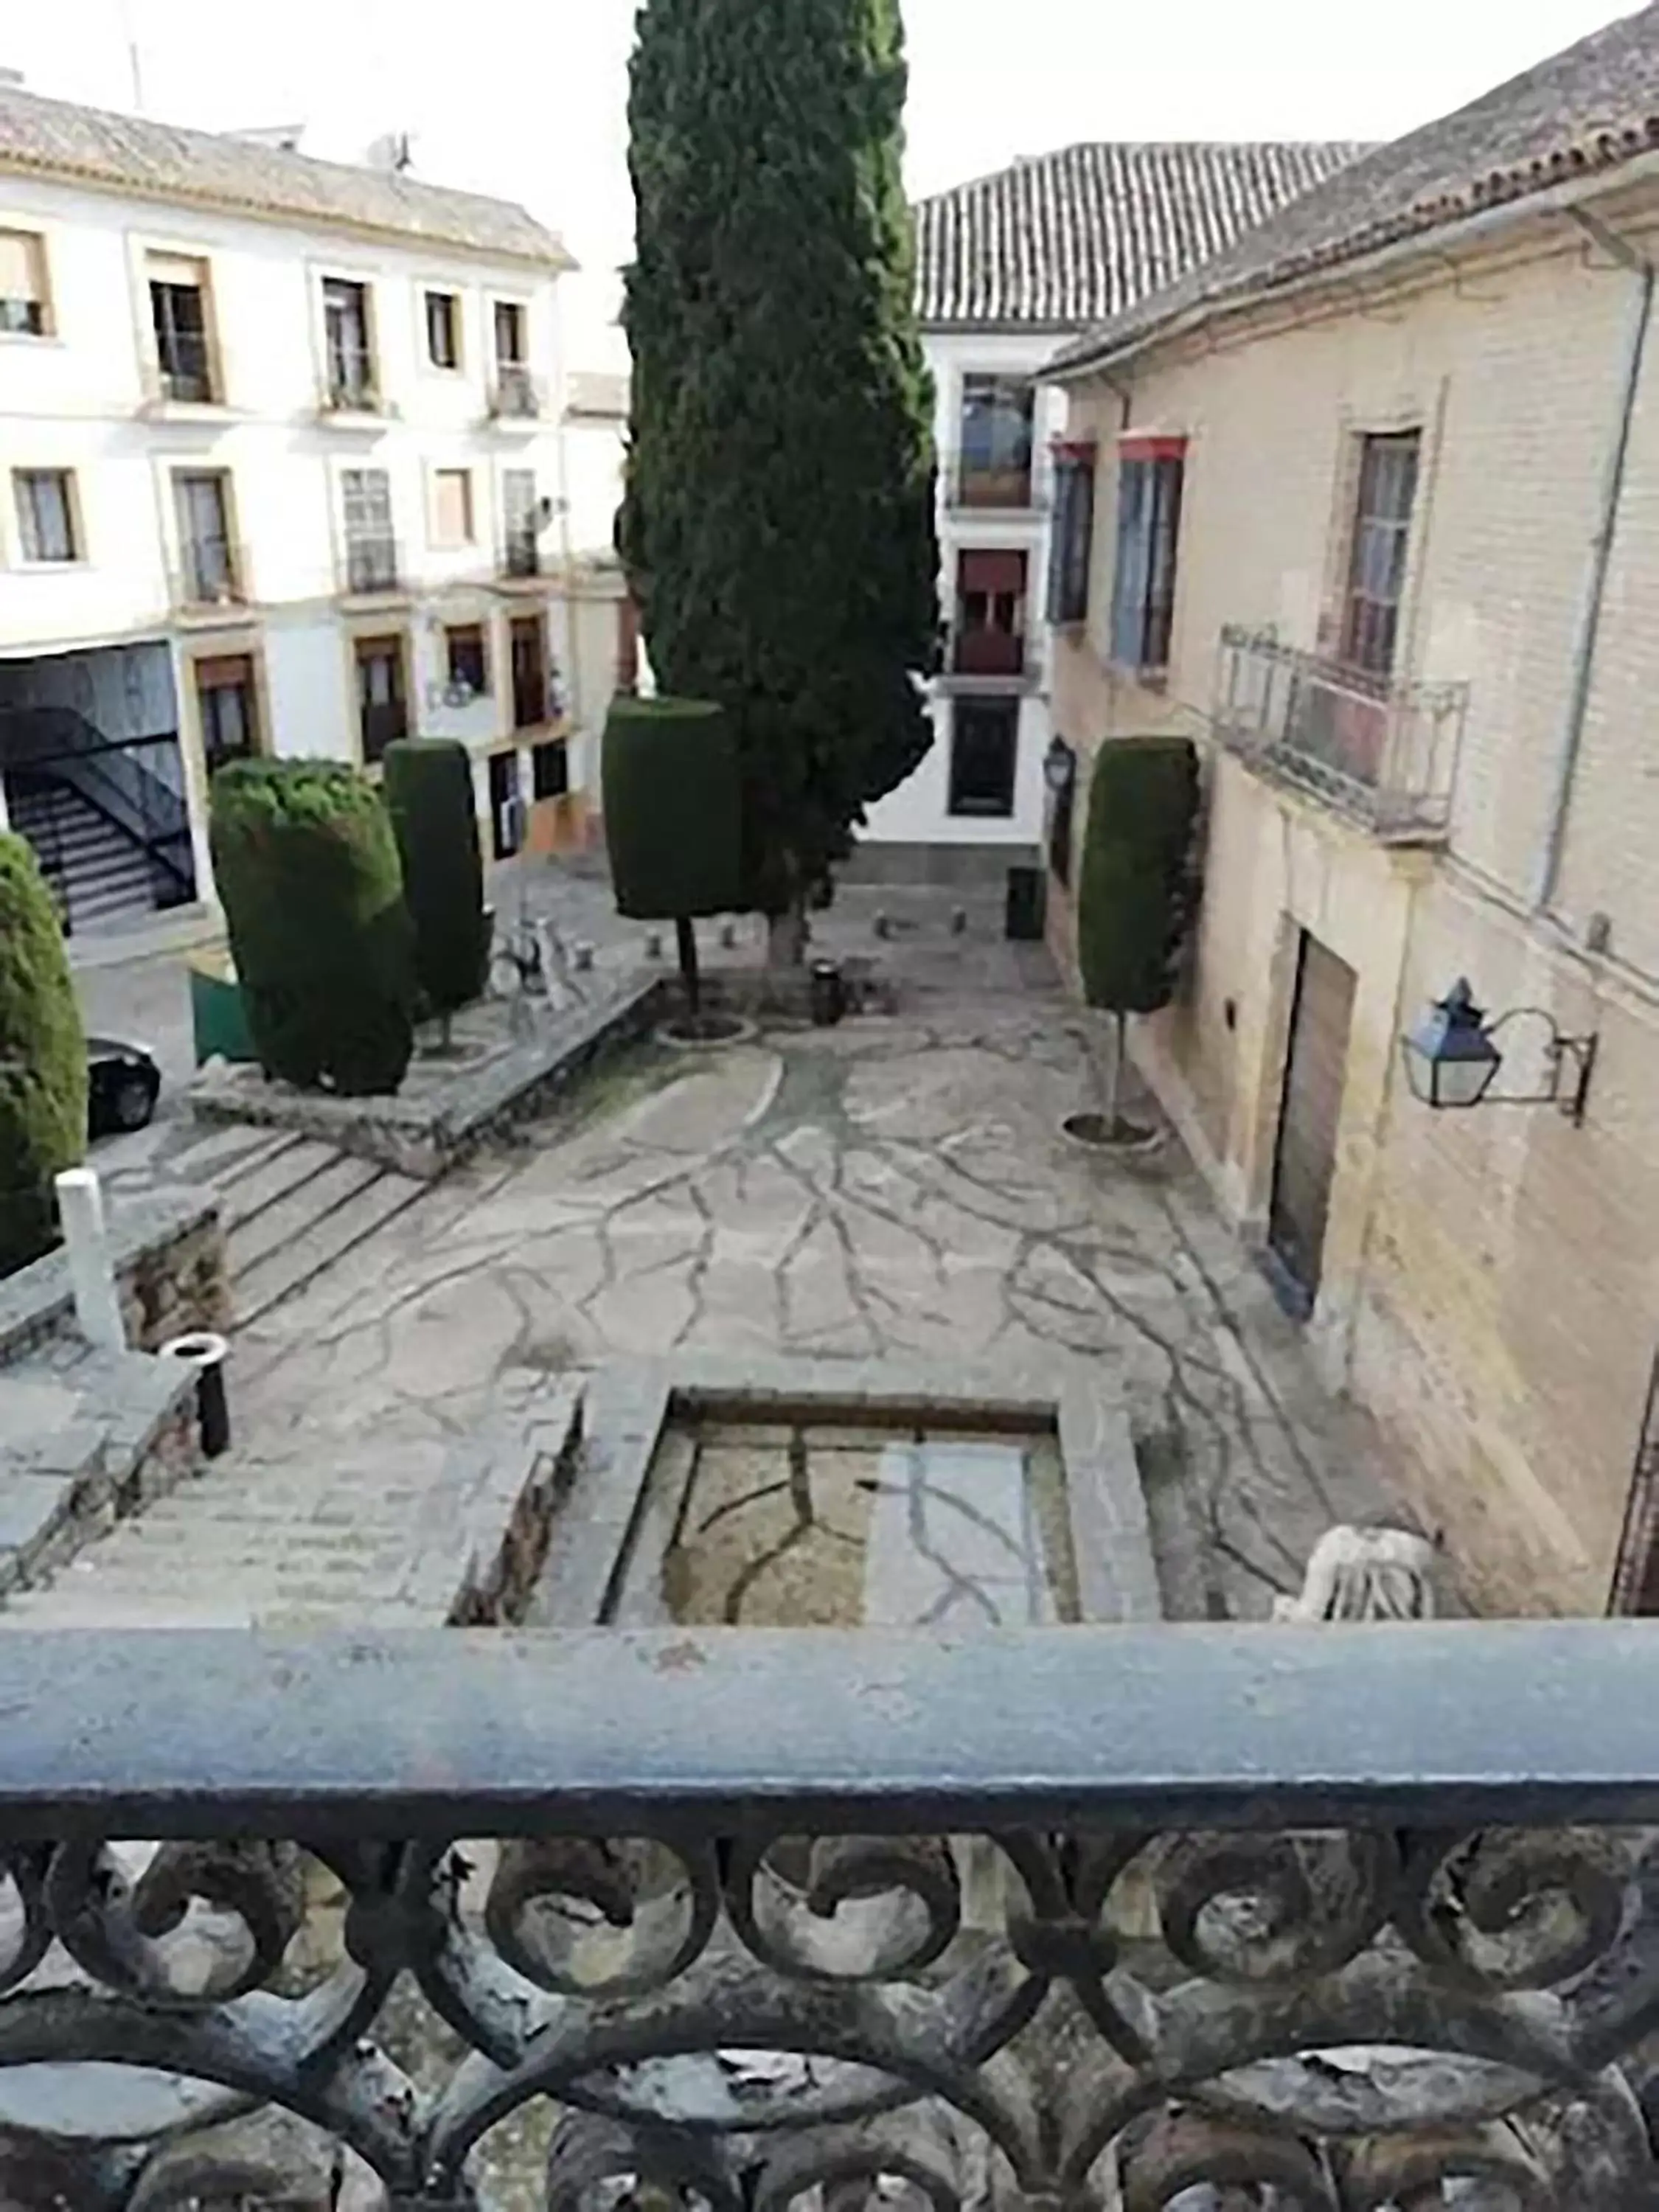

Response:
(1060, 1110), (1163, 1156)
(655, 1012), (757, 1051)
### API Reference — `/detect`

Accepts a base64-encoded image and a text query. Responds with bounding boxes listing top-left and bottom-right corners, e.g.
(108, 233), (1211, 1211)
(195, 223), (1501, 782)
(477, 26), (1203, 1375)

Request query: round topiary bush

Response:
(209, 759), (417, 1096)
(382, 740), (489, 1020)
(0, 832), (88, 1276)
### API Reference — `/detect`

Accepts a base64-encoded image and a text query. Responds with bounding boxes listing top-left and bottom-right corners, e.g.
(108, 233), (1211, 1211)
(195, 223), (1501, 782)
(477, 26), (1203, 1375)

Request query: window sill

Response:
(1105, 658), (1171, 691)
(0, 329), (59, 347)
(13, 557), (88, 573)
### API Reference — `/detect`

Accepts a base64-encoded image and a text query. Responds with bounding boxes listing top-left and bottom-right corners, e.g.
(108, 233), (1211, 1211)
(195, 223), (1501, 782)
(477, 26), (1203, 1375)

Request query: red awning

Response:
(1117, 432), (1188, 462)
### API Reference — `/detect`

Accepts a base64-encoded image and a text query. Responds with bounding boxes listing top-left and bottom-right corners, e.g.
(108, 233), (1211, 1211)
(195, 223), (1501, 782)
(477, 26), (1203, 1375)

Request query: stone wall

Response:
(0, 1189), (229, 1368)
(1046, 187), (1659, 1613)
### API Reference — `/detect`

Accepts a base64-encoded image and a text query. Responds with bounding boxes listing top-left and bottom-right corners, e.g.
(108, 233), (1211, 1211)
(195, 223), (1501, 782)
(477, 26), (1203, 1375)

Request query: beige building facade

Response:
(1041, 11), (1659, 1616)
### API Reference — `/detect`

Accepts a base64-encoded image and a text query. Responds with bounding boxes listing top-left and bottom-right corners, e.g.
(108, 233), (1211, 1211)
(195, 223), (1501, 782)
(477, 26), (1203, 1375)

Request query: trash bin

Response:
(809, 959), (846, 1027)
(162, 1331), (232, 1459)
(1005, 865), (1046, 942)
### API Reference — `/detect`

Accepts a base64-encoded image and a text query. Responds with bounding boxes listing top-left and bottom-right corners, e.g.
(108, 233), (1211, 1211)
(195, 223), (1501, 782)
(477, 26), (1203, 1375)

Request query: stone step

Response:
(223, 1152), (383, 1276)
(218, 1135), (346, 1233)
(234, 1168), (428, 1326)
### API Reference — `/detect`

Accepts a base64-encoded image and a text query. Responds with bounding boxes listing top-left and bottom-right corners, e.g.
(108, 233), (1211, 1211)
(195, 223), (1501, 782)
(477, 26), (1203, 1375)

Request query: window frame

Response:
(320, 274), (379, 410)
(956, 372), (1036, 507)
(424, 288), (462, 372)
(192, 650), (263, 779)
(0, 226), (53, 338)
(501, 467), (540, 577)
(531, 736), (569, 801)
(13, 467), (81, 564)
(145, 251), (218, 403)
(445, 622), (490, 698)
(173, 467), (240, 604)
(509, 611), (549, 733)
(1339, 428), (1422, 681)
(430, 466), (476, 549)
(352, 630), (411, 768)
(338, 465), (399, 594)
(947, 695), (1020, 820)
(1108, 435), (1186, 679)
(492, 296), (529, 369)
(1046, 442), (1096, 627)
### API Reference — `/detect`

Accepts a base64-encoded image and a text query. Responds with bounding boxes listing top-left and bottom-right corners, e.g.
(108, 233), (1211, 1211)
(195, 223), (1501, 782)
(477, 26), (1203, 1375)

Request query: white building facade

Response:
(860, 142), (1365, 879)
(0, 82), (614, 940)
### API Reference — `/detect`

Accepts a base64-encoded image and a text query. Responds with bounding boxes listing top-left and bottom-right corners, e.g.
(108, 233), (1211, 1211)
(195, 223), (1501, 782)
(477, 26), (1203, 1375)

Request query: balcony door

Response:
(510, 614), (547, 731)
(1267, 931), (1356, 1316)
(954, 549), (1026, 677)
(174, 472), (235, 602)
(958, 375), (1034, 507)
(342, 469), (397, 593)
(355, 635), (408, 766)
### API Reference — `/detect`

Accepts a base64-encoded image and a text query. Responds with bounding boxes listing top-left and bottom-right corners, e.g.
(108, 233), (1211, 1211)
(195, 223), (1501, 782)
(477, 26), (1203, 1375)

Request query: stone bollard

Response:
(55, 1167), (125, 1351)
(573, 940), (595, 973)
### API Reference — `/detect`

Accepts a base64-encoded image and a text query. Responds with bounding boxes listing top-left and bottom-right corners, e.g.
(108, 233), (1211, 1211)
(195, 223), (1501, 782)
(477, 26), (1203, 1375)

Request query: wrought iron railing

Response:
(942, 455), (1049, 514)
(342, 532), (403, 597)
(170, 538), (248, 611)
(1214, 625), (1468, 842)
(492, 366), (543, 420)
(0, 1623), (1654, 2207)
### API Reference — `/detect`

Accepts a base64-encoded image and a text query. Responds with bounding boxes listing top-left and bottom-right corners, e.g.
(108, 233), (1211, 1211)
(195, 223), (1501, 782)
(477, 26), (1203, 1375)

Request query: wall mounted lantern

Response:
(1043, 736), (1077, 796)
(1401, 977), (1599, 1125)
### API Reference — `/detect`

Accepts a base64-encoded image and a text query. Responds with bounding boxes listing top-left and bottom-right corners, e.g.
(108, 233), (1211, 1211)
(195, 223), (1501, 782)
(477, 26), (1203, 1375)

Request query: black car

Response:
(87, 1037), (161, 1138)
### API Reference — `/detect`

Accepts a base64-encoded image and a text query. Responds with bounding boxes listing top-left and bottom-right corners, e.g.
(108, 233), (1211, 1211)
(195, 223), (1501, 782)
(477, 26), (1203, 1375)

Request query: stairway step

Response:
(225, 1152), (384, 1278)
(234, 1169), (428, 1326)
(220, 1137), (346, 1233)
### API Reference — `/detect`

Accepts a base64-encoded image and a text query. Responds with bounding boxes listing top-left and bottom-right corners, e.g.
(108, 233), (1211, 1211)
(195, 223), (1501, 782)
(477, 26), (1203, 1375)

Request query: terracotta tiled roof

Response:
(0, 83), (572, 269)
(1053, 2), (1659, 374)
(914, 141), (1365, 330)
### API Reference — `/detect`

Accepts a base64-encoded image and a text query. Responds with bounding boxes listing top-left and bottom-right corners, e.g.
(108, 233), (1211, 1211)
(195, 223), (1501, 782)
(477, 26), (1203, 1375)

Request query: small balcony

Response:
(338, 533), (405, 602)
(320, 361), (386, 419)
(140, 350), (219, 411)
(499, 530), (543, 586)
(1214, 625), (1467, 844)
(939, 625), (1036, 689)
(490, 365), (543, 423)
(169, 539), (249, 619)
(1, 1618), (1656, 2205)
(943, 454), (1048, 515)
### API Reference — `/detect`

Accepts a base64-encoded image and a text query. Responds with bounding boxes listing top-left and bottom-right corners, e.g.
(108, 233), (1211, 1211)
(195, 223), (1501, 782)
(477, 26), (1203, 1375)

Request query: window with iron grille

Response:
(14, 469), (77, 562)
(147, 256), (214, 402)
(341, 468), (397, 593)
(1340, 430), (1420, 678)
(1110, 439), (1186, 674)
(1046, 448), (1096, 626)
(532, 737), (569, 801)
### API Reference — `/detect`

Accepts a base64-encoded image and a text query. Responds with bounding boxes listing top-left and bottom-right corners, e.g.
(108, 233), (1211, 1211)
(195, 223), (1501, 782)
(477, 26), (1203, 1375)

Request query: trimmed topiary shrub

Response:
(383, 740), (489, 1022)
(0, 832), (87, 1276)
(604, 698), (741, 1016)
(209, 759), (417, 1096)
(1077, 737), (1202, 1133)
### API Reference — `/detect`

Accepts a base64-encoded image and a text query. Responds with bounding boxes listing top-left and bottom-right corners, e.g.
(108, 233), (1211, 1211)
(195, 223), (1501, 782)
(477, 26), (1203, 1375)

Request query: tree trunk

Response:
(675, 916), (701, 1019)
(766, 902), (808, 970)
(1107, 1009), (1127, 1134)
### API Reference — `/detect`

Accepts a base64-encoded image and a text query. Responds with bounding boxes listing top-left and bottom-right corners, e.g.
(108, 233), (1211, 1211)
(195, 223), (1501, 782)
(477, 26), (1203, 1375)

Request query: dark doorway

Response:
(1611, 1352), (1659, 1614)
(1267, 931), (1357, 1317)
(488, 749), (522, 861)
(510, 614), (547, 731)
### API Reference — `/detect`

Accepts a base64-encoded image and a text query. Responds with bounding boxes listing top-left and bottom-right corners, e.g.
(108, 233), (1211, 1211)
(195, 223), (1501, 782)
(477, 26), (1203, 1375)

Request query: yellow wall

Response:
(1048, 184), (1659, 1613)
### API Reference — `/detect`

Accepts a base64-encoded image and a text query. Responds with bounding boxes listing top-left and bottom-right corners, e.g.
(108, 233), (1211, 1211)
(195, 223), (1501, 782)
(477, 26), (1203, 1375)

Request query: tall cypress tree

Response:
(621, 0), (940, 956)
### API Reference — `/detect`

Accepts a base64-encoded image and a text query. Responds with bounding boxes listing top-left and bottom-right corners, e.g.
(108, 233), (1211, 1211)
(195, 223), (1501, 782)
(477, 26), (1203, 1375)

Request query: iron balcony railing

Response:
(503, 529), (542, 580)
(341, 532), (403, 597)
(491, 364), (543, 420)
(938, 627), (1039, 690)
(1214, 625), (1468, 842)
(0, 1622), (1655, 2208)
(323, 352), (382, 414)
(942, 453), (1049, 514)
(170, 537), (248, 611)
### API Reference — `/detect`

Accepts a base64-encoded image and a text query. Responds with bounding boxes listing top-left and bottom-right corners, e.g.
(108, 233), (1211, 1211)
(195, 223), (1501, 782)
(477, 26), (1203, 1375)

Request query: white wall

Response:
(861, 326), (1068, 849)
(0, 167), (573, 734)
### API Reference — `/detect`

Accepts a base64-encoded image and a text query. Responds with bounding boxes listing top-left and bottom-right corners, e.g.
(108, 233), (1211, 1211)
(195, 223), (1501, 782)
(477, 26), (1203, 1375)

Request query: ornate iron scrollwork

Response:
(0, 1820), (1652, 2206)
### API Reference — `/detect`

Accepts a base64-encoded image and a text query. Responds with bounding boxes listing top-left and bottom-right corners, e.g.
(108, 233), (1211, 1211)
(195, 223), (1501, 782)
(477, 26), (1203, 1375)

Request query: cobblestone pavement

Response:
(200, 984), (1405, 1622)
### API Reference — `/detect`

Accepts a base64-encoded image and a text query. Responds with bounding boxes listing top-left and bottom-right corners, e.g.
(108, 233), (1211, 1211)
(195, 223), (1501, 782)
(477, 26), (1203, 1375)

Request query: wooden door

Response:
(1611, 1352), (1659, 1614)
(1267, 932), (1357, 1314)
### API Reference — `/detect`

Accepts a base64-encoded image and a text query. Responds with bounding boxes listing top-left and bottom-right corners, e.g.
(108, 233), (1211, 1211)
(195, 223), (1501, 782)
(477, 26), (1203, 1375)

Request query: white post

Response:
(55, 1168), (126, 1352)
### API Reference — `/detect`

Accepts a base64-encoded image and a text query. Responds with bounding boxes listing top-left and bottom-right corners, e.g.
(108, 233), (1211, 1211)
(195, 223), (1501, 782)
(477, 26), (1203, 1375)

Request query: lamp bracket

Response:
(1484, 1007), (1600, 1124)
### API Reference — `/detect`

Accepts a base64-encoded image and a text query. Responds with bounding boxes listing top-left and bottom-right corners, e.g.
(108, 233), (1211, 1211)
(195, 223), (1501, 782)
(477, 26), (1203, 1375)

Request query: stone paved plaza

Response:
(15, 933), (1417, 1627)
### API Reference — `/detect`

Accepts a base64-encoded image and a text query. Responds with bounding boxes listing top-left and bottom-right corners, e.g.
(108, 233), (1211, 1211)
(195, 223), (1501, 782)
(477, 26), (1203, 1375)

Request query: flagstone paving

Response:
(9, 977), (1402, 1630)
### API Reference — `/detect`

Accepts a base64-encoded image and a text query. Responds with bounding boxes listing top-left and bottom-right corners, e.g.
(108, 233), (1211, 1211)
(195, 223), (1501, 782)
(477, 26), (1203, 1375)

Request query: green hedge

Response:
(1077, 737), (1201, 1015)
(602, 698), (741, 920)
(0, 832), (87, 1276)
(209, 759), (416, 1096)
(383, 740), (489, 1017)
